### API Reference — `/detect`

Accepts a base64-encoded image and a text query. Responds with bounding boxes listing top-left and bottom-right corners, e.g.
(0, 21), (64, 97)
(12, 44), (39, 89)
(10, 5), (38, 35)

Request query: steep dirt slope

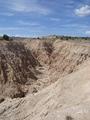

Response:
(0, 39), (90, 120)
(0, 41), (40, 98)
(24, 39), (90, 82)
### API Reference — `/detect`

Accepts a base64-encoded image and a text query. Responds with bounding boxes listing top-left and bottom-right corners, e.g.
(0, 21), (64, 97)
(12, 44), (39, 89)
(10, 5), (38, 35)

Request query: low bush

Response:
(66, 116), (73, 120)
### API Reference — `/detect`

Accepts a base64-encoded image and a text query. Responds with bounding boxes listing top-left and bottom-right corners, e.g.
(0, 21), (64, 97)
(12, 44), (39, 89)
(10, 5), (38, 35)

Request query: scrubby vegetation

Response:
(0, 34), (90, 41)
(41, 35), (90, 41)
(0, 41), (40, 98)
(66, 116), (73, 120)
(3, 34), (10, 41)
(0, 98), (5, 103)
(43, 41), (54, 56)
(0, 34), (13, 41)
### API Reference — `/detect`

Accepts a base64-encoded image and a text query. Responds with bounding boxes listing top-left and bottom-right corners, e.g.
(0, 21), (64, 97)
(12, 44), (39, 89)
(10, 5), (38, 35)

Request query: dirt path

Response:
(36, 65), (51, 90)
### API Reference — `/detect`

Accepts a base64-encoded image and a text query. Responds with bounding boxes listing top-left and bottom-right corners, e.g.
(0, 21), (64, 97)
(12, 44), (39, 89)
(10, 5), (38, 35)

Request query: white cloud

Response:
(0, 25), (46, 33)
(75, 5), (90, 17)
(0, 12), (14, 16)
(50, 18), (60, 22)
(18, 20), (40, 26)
(85, 31), (90, 35)
(7, 0), (51, 15)
(60, 23), (88, 29)
(0, 27), (21, 31)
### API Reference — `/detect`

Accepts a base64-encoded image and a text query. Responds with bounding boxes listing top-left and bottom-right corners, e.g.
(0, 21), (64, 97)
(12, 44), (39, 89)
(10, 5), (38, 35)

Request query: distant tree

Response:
(55, 36), (59, 39)
(3, 34), (10, 41)
(37, 37), (40, 39)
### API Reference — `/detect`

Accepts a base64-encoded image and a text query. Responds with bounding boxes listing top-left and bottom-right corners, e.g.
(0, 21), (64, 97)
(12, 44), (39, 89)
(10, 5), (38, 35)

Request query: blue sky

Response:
(0, 0), (90, 37)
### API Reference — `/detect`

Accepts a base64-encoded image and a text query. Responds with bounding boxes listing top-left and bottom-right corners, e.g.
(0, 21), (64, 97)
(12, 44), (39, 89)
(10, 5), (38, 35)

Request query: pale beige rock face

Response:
(0, 39), (90, 120)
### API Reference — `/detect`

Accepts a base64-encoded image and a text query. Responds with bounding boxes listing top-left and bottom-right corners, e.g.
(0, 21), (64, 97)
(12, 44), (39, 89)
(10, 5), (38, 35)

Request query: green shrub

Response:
(3, 34), (10, 41)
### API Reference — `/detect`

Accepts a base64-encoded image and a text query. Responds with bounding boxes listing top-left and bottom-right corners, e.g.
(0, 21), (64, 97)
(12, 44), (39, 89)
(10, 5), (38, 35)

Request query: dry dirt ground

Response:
(0, 39), (90, 120)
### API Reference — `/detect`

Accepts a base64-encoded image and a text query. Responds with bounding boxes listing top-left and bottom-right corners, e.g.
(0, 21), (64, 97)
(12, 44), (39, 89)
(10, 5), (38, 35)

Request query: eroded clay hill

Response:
(0, 39), (90, 120)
